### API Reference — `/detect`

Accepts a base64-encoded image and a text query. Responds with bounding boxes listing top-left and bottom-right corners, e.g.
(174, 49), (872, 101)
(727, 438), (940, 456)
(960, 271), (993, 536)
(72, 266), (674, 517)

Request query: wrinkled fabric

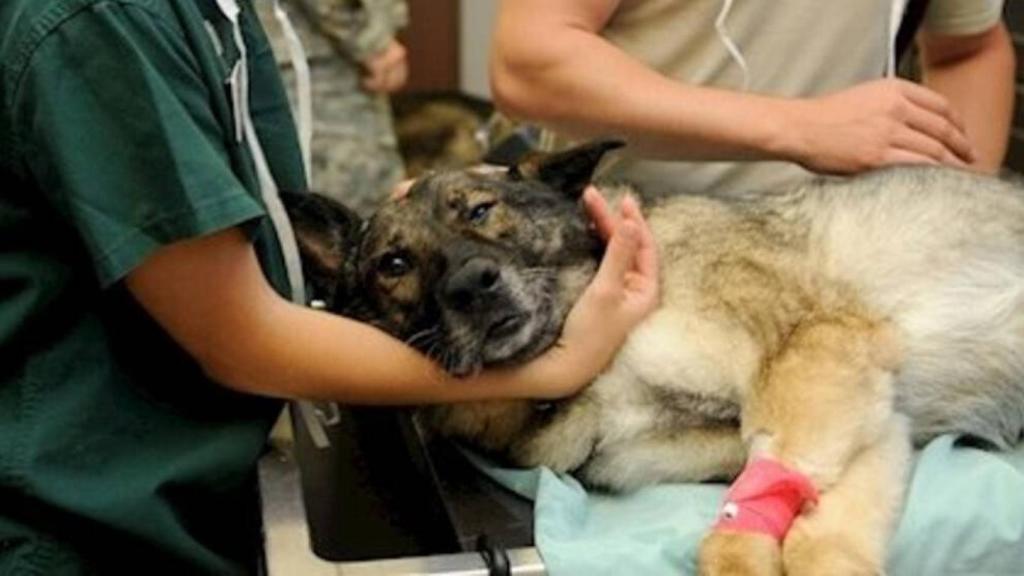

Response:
(0, 0), (301, 572)
(540, 0), (1005, 200)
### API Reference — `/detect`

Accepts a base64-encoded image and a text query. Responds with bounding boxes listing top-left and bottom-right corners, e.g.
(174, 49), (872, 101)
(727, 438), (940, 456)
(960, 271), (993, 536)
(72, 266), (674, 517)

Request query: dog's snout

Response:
(443, 257), (502, 311)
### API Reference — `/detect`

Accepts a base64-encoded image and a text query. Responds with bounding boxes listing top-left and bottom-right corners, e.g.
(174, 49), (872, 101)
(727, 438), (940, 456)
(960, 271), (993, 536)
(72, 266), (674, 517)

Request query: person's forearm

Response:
(919, 23), (1016, 173)
(212, 293), (567, 404)
(491, 10), (796, 162)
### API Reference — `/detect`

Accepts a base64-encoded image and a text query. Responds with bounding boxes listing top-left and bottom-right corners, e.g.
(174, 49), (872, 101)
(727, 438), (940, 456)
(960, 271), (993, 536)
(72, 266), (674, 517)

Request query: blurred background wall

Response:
(400, 0), (499, 98)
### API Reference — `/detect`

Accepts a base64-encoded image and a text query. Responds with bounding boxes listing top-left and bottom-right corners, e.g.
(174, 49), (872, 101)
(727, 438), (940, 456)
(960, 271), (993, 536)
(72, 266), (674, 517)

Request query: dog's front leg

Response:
(698, 314), (903, 576)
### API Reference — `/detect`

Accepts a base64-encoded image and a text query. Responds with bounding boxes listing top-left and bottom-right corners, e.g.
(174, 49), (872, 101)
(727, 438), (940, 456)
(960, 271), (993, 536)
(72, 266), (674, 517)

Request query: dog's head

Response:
(287, 140), (624, 376)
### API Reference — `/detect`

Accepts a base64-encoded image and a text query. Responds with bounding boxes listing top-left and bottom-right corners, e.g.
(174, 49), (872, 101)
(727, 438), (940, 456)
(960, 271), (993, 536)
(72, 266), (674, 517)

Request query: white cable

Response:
(234, 32), (307, 304)
(886, 0), (910, 76)
(272, 0), (314, 187)
(216, 0), (306, 304)
(714, 0), (750, 91)
(215, 1), (331, 449)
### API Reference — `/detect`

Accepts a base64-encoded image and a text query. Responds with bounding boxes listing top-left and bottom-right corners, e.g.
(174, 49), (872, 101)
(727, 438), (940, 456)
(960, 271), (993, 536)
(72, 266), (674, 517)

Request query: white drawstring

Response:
(213, 0), (245, 142)
(715, 0), (750, 91)
(215, 0), (306, 303)
(715, 0), (902, 83)
(214, 0), (334, 449)
(886, 0), (910, 76)
(272, 0), (314, 186)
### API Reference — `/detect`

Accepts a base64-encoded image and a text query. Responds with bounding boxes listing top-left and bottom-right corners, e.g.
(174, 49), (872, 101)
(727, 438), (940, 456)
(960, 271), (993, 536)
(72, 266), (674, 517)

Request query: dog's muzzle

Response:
(436, 255), (542, 376)
(441, 256), (503, 312)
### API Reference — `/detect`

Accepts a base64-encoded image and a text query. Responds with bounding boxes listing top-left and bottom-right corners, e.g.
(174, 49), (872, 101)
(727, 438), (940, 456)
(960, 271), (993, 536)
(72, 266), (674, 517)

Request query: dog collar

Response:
(712, 458), (819, 541)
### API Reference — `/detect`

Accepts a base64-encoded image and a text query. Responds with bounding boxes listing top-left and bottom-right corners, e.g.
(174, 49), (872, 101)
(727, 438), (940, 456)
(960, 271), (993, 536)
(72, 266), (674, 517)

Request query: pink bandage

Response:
(712, 458), (819, 541)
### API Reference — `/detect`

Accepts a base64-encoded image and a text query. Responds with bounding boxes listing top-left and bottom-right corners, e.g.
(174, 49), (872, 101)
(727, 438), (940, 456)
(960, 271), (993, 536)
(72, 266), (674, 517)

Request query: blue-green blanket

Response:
(470, 436), (1024, 576)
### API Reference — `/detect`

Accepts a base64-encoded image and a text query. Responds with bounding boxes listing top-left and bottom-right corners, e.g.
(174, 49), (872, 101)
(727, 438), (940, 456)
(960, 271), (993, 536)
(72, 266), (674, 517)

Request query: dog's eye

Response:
(467, 201), (496, 225)
(377, 252), (412, 278)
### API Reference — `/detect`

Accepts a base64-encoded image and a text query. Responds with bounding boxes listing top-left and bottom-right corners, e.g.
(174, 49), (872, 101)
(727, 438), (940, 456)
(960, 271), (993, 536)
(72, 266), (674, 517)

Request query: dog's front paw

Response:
(697, 531), (782, 576)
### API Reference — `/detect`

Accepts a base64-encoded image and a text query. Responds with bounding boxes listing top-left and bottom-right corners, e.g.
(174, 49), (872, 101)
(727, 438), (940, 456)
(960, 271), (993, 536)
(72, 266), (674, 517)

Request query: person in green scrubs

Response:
(0, 1), (658, 574)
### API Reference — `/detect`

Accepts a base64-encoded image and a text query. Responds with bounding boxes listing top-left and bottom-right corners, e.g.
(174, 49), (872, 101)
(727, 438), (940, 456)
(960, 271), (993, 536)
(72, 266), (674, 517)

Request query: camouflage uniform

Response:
(257, 0), (407, 216)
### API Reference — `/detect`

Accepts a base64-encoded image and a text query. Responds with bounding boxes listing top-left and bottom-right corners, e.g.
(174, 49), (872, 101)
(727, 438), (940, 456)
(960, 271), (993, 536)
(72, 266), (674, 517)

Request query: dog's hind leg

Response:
(698, 313), (904, 576)
(782, 416), (911, 576)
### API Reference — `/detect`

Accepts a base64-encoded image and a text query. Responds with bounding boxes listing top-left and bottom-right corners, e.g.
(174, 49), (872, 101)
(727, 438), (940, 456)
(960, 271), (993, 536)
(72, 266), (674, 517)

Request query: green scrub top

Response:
(0, 0), (307, 573)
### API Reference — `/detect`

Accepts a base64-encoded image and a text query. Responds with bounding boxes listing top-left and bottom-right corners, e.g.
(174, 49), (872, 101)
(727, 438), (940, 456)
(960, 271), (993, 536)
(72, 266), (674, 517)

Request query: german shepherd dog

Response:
(283, 141), (1024, 576)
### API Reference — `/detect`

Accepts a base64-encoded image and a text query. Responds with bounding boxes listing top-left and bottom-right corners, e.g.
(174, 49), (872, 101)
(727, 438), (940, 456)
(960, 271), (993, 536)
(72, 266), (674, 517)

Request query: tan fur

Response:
(526, 172), (1016, 573)
(393, 100), (487, 177)
(699, 531), (782, 576)
(611, 168), (1023, 575)
(781, 418), (910, 576)
(424, 401), (535, 453)
(315, 163), (1024, 576)
(697, 313), (905, 575)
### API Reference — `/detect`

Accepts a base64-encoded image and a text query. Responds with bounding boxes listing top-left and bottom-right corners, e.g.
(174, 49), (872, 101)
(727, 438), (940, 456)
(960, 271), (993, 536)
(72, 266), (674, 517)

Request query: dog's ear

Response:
(280, 191), (364, 306)
(509, 139), (625, 199)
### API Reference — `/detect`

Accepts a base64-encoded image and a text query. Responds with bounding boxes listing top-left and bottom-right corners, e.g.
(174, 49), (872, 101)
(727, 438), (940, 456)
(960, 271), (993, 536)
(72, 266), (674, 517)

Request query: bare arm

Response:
(491, 0), (793, 161)
(491, 0), (975, 174)
(125, 191), (657, 405)
(919, 21), (1016, 173)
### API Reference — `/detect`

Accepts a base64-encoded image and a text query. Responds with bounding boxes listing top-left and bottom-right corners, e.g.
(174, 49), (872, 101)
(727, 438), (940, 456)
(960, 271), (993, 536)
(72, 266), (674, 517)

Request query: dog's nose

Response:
(443, 257), (501, 311)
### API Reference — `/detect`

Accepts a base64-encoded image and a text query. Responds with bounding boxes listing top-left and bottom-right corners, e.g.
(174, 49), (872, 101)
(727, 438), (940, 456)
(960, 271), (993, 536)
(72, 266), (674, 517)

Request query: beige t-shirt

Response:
(546, 0), (1005, 198)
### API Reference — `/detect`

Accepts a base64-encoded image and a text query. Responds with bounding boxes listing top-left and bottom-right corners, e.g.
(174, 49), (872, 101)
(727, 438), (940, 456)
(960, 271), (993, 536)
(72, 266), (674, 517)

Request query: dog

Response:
(390, 90), (522, 177)
(284, 141), (1024, 576)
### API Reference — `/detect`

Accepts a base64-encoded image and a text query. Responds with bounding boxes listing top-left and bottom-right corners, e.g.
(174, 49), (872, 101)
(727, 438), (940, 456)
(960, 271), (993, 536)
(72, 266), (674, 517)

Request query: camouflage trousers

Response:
(260, 2), (406, 217)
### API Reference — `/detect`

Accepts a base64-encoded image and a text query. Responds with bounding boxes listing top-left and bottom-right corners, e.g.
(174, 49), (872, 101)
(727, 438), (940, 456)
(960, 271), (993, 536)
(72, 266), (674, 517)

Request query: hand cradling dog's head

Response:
(286, 140), (624, 376)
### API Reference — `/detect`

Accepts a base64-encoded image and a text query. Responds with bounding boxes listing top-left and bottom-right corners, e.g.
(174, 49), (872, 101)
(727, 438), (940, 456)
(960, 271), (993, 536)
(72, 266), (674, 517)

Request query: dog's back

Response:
(800, 168), (1024, 447)
(637, 166), (1024, 449)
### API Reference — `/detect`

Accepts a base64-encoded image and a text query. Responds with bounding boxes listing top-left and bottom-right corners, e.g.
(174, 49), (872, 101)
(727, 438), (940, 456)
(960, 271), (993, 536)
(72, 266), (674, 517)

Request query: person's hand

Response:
(361, 40), (408, 94)
(390, 178), (416, 199)
(526, 187), (660, 399)
(784, 78), (976, 174)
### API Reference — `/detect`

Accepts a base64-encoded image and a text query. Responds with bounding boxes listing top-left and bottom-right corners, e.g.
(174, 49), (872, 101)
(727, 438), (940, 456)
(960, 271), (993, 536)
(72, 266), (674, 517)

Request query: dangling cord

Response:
(715, 0), (750, 91)
(886, 0), (910, 77)
(223, 4), (306, 302)
(272, 0), (314, 187)
(215, 0), (333, 449)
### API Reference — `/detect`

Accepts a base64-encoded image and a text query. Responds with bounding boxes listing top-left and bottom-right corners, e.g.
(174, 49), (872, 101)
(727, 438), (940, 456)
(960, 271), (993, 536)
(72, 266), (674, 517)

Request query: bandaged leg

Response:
(699, 315), (902, 576)
(713, 458), (819, 540)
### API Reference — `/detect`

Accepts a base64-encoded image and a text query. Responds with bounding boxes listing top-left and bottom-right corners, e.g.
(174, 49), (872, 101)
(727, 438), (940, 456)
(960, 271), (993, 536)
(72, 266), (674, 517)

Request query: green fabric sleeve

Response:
(10, 1), (265, 287)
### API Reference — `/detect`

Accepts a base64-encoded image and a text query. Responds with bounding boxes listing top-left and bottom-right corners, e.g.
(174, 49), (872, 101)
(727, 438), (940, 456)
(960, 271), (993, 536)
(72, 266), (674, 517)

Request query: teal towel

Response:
(469, 436), (1024, 576)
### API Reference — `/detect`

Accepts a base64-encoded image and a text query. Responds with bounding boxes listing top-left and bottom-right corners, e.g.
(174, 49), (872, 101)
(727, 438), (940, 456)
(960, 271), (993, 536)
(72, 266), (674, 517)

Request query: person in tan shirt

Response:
(492, 0), (1015, 198)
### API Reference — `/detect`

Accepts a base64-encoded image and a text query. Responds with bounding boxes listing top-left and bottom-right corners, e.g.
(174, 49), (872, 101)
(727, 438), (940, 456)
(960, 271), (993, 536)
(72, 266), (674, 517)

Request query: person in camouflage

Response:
(258, 0), (408, 216)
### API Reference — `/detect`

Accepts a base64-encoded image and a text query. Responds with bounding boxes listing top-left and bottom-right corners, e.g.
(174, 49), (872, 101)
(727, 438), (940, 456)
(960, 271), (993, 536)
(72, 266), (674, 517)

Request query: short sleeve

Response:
(10, 2), (265, 287)
(923, 0), (1006, 36)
